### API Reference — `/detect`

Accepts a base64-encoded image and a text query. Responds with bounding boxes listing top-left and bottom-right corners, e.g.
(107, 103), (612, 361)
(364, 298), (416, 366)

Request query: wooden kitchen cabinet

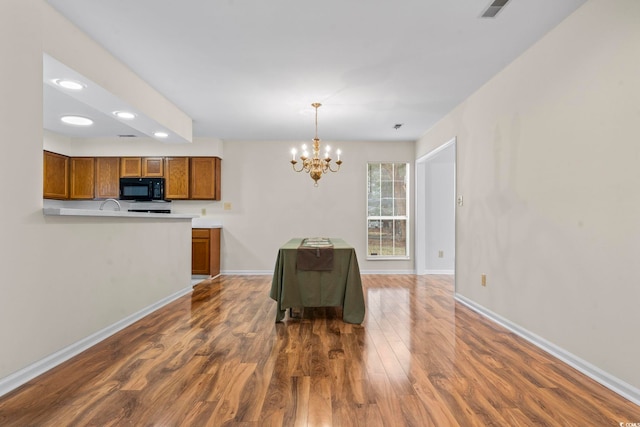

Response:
(164, 157), (190, 199)
(70, 157), (95, 199)
(142, 157), (164, 177)
(120, 157), (142, 177)
(192, 228), (221, 277)
(44, 152), (223, 201)
(121, 157), (164, 177)
(43, 151), (69, 199)
(190, 157), (221, 200)
(95, 157), (120, 199)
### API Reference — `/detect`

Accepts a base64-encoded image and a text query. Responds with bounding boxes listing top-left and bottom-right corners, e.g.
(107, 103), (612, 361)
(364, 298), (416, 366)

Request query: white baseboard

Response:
(455, 294), (640, 406)
(422, 269), (454, 275)
(0, 286), (192, 398)
(221, 270), (273, 275)
(360, 269), (416, 275)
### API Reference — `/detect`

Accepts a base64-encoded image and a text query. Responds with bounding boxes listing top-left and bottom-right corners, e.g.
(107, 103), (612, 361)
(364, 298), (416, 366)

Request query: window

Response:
(367, 162), (409, 259)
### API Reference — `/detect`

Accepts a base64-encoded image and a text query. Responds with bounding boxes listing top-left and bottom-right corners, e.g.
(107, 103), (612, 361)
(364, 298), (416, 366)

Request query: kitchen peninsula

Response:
(43, 202), (222, 279)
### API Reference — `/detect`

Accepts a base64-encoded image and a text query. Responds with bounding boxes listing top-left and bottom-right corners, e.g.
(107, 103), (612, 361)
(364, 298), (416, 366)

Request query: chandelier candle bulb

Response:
(291, 148), (296, 161)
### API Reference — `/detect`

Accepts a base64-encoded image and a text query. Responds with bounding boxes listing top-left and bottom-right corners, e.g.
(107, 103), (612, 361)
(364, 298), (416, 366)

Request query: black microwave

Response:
(119, 177), (165, 201)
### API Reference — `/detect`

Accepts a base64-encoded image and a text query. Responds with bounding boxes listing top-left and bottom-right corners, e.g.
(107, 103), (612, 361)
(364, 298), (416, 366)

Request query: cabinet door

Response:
(95, 157), (120, 199)
(70, 158), (95, 199)
(192, 229), (211, 275)
(43, 151), (69, 199)
(164, 157), (189, 199)
(120, 157), (142, 177)
(190, 157), (221, 200)
(142, 157), (164, 177)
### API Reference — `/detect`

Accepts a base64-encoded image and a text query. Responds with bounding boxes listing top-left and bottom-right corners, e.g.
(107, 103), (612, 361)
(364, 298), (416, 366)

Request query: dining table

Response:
(269, 237), (365, 324)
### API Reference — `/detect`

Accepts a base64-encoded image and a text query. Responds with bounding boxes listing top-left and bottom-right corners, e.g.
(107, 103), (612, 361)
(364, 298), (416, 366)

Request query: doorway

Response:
(415, 138), (456, 278)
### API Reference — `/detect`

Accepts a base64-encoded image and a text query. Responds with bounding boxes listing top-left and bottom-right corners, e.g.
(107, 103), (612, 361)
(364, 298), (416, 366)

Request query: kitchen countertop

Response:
(43, 208), (197, 219)
(191, 217), (222, 228)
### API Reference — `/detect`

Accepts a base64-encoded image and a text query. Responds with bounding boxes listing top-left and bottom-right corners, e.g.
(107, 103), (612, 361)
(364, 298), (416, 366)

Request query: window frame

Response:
(366, 161), (410, 260)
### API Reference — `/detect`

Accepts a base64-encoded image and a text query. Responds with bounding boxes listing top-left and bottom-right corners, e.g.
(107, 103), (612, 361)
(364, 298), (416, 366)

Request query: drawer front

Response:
(192, 228), (210, 239)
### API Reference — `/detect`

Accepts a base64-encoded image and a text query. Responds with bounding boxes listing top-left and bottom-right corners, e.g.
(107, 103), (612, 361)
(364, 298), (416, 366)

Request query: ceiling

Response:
(44, 0), (586, 142)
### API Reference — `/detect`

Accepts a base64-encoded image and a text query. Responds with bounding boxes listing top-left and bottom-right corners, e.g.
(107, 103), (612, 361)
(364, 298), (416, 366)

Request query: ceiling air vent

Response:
(481, 0), (510, 18)
(118, 134), (138, 138)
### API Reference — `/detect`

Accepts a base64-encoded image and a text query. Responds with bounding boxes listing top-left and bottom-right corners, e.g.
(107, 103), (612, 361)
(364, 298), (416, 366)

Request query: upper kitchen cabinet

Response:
(70, 157), (95, 199)
(142, 157), (164, 177)
(120, 157), (164, 177)
(190, 157), (221, 200)
(43, 151), (69, 199)
(95, 157), (120, 199)
(164, 157), (190, 199)
(120, 157), (141, 177)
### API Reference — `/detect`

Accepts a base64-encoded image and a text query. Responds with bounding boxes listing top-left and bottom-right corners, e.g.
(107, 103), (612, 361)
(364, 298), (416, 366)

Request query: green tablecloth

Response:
(270, 238), (365, 324)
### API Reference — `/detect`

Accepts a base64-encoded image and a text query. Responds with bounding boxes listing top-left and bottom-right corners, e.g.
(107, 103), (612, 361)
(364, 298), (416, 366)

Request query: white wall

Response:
(416, 0), (640, 392)
(0, 1), (192, 392)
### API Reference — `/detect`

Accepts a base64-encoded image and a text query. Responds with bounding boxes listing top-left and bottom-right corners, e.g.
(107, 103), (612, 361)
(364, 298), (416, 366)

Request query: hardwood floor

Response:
(1, 275), (639, 426)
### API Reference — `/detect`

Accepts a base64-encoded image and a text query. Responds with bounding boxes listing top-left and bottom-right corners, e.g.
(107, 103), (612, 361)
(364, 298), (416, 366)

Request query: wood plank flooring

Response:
(1, 274), (639, 426)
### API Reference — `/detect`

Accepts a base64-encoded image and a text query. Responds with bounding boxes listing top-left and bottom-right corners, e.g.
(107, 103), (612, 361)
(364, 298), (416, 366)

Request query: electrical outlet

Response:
(438, 250), (444, 258)
(481, 274), (487, 286)
(201, 208), (206, 216)
(223, 202), (232, 211)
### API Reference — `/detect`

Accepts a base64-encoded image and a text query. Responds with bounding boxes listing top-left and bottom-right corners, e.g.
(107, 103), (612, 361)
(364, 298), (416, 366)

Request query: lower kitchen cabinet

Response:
(192, 228), (221, 277)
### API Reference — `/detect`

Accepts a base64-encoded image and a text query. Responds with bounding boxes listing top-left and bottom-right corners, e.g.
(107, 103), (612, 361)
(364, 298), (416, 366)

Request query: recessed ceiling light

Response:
(113, 111), (136, 120)
(153, 131), (169, 138)
(52, 79), (85, 90)
(60, 115), (94, 126)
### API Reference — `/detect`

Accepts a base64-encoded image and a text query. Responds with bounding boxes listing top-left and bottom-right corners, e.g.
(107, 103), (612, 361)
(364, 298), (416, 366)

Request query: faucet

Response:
(99, 198), (121, 211)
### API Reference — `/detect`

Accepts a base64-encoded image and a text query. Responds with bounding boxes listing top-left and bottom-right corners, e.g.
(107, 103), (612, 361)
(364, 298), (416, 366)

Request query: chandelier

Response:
(290, 103), (342, 186)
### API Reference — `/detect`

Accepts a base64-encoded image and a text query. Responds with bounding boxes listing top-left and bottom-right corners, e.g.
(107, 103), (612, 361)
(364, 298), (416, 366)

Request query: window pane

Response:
(381, 181), (393, 198)
(368, 165), (380, 199)
(368, 220), (382, 255)
(394, 180), (406, 199)
(394, 219), (407, 256)
(394, 163), (406, 182)
(368, 200), (380, 216)
(394, 197), (406, 216)
(381, 198), (393, 216)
